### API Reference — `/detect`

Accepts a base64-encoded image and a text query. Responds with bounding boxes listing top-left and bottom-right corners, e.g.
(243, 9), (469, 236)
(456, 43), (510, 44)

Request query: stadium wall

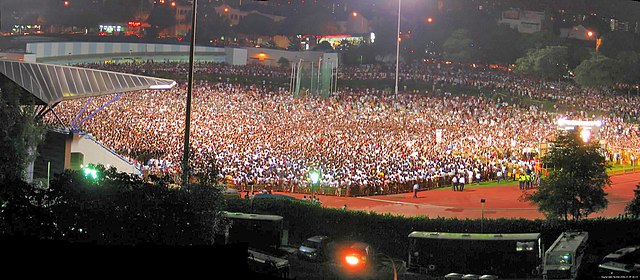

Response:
(70, 133), (142, 176)
(23, 42), (339, 68)
(25, 42), (230, 64)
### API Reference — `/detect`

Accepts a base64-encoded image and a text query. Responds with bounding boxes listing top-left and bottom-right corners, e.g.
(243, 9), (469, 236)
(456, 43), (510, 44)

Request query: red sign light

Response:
(128, 21), (142, 27)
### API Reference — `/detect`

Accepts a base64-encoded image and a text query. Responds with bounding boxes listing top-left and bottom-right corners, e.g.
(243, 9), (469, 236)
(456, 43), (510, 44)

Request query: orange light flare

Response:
(352, 12), (358, 17)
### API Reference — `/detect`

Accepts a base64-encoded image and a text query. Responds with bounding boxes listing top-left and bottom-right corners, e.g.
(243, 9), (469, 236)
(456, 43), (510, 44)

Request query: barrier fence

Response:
(220, 165), (640, 198)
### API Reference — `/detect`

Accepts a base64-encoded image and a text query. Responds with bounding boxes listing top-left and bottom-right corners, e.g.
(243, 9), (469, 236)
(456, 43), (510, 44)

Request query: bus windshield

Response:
(547, 252), (573, 265)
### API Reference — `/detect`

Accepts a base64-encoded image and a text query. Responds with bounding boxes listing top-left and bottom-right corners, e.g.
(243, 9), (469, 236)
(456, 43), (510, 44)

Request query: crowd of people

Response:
(46, 61), (640, 195)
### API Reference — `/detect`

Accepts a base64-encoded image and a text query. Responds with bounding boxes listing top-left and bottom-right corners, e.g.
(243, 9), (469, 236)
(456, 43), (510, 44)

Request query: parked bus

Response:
(407, 231), (543, 278)
(543, 231), (589, 280)
(219, 211), (287, 252)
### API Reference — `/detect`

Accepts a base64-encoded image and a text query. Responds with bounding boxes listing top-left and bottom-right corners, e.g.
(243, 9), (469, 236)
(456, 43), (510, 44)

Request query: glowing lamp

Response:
(309, 171), (320, 184)
(345, 255), (360, 266)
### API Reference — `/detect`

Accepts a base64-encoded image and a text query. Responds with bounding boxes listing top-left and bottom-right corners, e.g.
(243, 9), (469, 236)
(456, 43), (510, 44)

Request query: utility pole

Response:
(181, 0), (198, 185)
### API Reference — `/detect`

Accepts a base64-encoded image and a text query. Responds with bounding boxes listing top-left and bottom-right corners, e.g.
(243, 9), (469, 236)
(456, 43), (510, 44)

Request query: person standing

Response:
(458, 175), (465, 192)
(496, 170), (503, 184)
(413, 183), (419, 198)
(452, 175), (458, 191)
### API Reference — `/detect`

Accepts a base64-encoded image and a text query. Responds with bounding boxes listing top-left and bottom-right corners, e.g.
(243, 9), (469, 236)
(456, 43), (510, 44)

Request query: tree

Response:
(524, 130), (610, 220)
(521, 30), (559, 51)
(146, 4), (177, 38)
(0, 81), (45, 183)
(599, 31), (638, 59)
(277, 57), (290, 68)
(616, 51), (640, 85)
(47, 165), (228, 245)
(196, 11), (235, 45)
(477, 25), (523, 64)
(626, 183), (640, 219)
(314, 41), (334, 51)
(442, 29), (478, 63)
(573, 54), (624, 88)
(235, 13), (279, 36)
(515, 46), (568, 79)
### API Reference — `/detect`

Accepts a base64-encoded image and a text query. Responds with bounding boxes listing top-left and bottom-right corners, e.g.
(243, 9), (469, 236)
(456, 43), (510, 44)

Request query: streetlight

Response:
(309, 170), (320, 196)
(181, 0), (198, 185)
(481, 198), (486, 233)
(394, 0), (402, 99)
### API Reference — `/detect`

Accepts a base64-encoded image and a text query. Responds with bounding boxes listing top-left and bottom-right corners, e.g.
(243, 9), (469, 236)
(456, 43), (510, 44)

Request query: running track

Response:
(277, 173), (640, 219)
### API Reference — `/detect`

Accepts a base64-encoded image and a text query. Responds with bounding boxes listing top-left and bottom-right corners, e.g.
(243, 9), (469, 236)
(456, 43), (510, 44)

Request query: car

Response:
(297, 235), (333, 261)
(599, 246), (640, 277)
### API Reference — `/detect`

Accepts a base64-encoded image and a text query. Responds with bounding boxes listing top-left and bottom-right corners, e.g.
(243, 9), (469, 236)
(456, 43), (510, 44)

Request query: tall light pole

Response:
(394, 0), (401, 99)
(181, 0), (198, 185)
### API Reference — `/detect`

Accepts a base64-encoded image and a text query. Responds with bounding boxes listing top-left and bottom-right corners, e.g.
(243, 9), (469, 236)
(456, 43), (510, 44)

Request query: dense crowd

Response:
(47, 61), (640, 194)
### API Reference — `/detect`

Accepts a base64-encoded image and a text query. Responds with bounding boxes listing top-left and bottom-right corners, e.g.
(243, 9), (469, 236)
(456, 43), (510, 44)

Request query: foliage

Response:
(599, 31), (638, 59)
(277, 57), (290, 68)
(521, 30), (559, 51)
(43, 164), (228, 245)
(574, 54), (625, 88)
(443, 29), (477, 63)
(616, 51), (640, 84)
(476, 25), (523, 64)
(0, 81), (45, 182)
(196, 10), (235, 44)
(235, 13), (280, 36)
(626, 183), (640, 219)
(524, 130), (610, 220)
(515, 46), (568, 79)
(146, 4), (177, 32)
(0, 179), (57, 238)
(314, 41), (334, 51)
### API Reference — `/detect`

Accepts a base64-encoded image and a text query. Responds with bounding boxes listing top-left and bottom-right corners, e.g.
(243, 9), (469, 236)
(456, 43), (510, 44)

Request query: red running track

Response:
(276, 173), (640, 220)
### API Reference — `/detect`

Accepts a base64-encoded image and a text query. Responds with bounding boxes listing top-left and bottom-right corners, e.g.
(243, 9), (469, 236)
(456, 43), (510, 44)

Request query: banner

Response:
(436, 129), (443, 144)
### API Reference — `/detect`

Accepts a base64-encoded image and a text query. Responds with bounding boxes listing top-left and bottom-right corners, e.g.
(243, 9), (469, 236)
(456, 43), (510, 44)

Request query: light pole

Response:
(394, 0), (401, 99)
(181, 0), (198, 185)
(481, 198), (486, 233)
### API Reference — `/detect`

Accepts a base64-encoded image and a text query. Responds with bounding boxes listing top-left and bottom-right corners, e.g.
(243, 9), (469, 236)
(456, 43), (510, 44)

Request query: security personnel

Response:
(518, 173), (525, 190)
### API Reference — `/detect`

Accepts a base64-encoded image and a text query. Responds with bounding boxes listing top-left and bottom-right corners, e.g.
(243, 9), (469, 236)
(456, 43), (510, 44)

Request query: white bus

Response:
(543, 231), (589, 279)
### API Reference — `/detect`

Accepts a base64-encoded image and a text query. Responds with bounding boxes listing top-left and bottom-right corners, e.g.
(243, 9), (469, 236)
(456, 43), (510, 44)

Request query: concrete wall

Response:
(245, 47), (339, 68)
(25, 42), (225, 59)
(24, 42), (339, 68)
(225, 48), (248, 66)
(70, 133), (141, 175)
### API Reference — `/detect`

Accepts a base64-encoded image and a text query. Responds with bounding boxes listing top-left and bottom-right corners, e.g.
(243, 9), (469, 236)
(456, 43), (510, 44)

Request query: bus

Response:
(220, 211), (286, 252)
(543, 231), (589, 280)
(407, 231), (543, 278)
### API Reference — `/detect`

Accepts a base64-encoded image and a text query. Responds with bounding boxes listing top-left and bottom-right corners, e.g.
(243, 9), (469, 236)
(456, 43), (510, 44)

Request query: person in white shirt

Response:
(458, 176), (466, 191)
(452, 176), (458, 191)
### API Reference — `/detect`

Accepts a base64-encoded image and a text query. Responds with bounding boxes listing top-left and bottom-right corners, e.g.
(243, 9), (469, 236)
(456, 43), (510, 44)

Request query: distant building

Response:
(214, 5), (285, 26)
(559, 25), (593, 41)
(498, 9), (545, 34)
(338, 12), (370, 34)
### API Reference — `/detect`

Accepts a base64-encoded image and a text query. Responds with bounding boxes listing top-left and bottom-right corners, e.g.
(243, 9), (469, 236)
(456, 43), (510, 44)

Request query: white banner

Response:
(436, 129), (443, 144)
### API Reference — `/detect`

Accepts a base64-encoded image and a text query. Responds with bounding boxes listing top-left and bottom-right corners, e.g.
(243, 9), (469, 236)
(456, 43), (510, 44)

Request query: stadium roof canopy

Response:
(0, 60), (177, 106)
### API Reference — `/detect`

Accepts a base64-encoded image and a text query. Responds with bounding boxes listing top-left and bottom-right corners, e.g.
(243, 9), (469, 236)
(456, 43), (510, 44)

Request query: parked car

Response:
(599, 246), (640, 277)
(297, 235), (334, 261)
